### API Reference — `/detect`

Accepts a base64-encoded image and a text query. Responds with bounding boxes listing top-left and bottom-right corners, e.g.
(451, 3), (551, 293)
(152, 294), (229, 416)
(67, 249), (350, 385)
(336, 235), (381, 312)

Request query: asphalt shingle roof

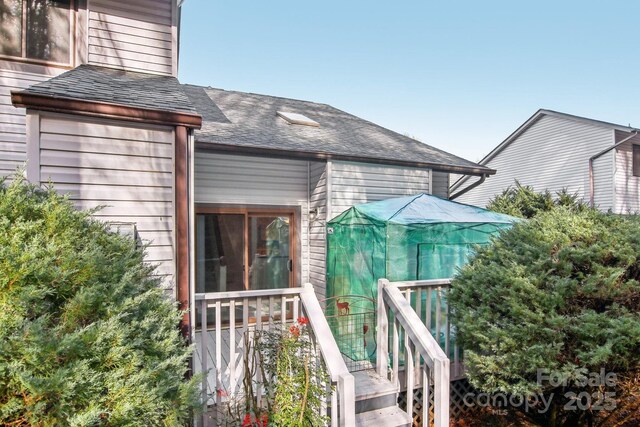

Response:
(186, 85), (492, 174)
(17, 64), (197, 114)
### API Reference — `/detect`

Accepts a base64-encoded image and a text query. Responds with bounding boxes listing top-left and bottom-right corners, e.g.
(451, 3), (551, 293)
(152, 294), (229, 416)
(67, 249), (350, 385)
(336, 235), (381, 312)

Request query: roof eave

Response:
(11, 91), (203, 129)
(195, 140), (495, 176)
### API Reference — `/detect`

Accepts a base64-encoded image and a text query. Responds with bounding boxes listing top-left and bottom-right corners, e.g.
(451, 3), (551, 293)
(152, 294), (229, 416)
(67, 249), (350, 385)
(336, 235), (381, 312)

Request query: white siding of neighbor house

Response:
(33, 113), (176, 292)
(614, 130), (640, 214)
(0, 65), (61, 178)
(194, 152), (313, 285)
(431, 171), (449, 199)
(308, 162), (328, 298)
(87, 0), (177, 75)
(329, 161), (431, 218)
(457, 114), (615, 210)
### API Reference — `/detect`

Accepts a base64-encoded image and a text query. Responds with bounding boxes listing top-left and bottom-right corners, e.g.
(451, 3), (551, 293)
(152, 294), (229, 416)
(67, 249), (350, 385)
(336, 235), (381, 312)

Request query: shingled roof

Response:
(184, 85), (493, 175)
(14, 64), (197, 115)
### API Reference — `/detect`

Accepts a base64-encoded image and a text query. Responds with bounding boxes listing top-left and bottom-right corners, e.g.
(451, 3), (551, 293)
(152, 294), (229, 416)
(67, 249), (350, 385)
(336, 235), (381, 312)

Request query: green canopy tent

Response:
(325, 194), (519, 361)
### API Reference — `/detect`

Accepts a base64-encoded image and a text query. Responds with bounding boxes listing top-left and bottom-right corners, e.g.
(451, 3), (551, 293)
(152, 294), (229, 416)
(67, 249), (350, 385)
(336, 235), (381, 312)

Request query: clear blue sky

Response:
(178, 1), (640, 163)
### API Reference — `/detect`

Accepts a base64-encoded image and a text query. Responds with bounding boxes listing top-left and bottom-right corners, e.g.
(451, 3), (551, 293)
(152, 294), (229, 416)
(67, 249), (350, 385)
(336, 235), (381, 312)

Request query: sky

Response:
(178, 1), (640, 163)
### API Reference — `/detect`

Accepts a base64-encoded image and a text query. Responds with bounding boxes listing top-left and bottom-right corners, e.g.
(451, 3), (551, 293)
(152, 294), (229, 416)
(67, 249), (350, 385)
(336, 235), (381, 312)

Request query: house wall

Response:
(308, 161), (328, 298)
(329, 160), (431, 218)
(194, 151), (313, 285)
(457, 114), (615, 210)
(614, 130), (640, 213)
(431, 171), (449, 199)
(0, 64), (61, 179)
(87, 0), (178, 75)
(30, 112), (176, 293)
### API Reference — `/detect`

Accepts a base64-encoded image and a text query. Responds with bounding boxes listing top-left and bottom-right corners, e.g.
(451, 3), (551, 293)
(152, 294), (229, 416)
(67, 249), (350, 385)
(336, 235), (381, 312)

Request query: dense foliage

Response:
(450, 206), (640, 425)
(487, 181), (588, 219)
(0, 176), (199, 426)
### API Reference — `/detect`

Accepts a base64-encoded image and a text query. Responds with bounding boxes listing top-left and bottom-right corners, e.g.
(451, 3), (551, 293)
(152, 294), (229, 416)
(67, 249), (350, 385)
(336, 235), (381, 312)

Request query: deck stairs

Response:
(353, 370), (412, 427)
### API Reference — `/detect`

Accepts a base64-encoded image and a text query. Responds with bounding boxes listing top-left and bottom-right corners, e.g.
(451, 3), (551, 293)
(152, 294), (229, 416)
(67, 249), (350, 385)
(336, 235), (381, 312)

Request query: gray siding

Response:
(329, 161), (431, 218)
(458, 115), (615, 210)
(308, 162), (328, 298)
(0, 65), (59, 178)
(614, 131), (640, 213)
(431, 171), (449, 199)
(88, 0), (176, 75)
(194, 152), (312, 284)
(35, 114), (176, 291)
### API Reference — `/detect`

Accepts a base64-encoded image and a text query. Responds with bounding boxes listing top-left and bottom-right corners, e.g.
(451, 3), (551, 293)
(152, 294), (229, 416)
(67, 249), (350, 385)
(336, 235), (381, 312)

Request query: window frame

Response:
(633, 144), (640, 177)
(0, 0), (76, 67)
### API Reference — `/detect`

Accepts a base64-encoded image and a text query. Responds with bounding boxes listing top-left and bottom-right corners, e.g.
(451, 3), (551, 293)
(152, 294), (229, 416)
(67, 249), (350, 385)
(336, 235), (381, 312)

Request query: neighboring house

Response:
(452, 109), (640, 213)
(1, 1), (490, 424)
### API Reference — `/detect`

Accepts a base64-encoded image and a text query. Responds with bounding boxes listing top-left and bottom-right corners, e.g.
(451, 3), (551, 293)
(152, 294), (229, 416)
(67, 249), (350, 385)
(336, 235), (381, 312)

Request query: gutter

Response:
(449, 173), (487, 200)
(589, 131), (638, 207)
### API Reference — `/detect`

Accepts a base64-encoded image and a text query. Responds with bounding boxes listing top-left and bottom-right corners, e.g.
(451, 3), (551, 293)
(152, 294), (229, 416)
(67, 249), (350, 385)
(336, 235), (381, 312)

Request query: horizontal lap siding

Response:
(458, 115), (614, 210)
(194, 152), (311, 285)
(614, 131), (640, 213)
(0, 68), (53, 178)
(329, 161), (431, 218)
(431, 171), (449, 199)
(88, 0), (175, 75)
(38, 115), (176, 290)
(308, 162), (327, 298)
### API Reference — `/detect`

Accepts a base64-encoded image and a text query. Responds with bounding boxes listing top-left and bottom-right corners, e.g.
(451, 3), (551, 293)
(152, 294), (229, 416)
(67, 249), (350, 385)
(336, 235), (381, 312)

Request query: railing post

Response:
(433, 357), (450, 427)
(338, 373), (355, 427)
(376, 278), (390, 377)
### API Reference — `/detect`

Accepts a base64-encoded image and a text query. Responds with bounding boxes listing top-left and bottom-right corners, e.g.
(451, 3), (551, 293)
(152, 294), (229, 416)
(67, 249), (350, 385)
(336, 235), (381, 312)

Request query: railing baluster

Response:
(392, 315), (399, 387)
(405, 334), (414, 420)
(229, 299), (236, 395)
(414, 288), (422, 386)
(200, 299), (208, 427)
(281, 295), (287, 324)
(426, 288), (432, 335)
(268, 296), (274, 328)
(423, 368), (430, 427)
(435, 287), (442, 350)
(214, 301), (222, 425)
(293, 295), (299, 321)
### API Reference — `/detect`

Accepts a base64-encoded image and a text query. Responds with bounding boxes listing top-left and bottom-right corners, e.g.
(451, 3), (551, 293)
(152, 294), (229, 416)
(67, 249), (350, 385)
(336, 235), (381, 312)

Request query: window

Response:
(634, 145), (640, 177)
(0, 0), (73, 64)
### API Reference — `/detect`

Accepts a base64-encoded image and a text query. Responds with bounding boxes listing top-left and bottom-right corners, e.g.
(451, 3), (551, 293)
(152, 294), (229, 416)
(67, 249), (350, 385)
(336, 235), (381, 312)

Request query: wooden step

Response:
(353, 370), (399, 413)
(355, 406), (413, 427)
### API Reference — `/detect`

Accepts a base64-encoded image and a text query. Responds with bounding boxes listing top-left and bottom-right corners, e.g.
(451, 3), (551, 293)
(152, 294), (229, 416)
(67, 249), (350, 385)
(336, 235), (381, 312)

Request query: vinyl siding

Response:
(36, 114), (176, 292)
(329, 161), (431, 218)
(88, 0), (176, 75)
(431, 171), (449, 199)
(308, 162), (328, 298)
(194, 152), (312, 285)
(614, 131), (640, 213)
(458, 115), (615, 210)
(0, 66), (59, 178)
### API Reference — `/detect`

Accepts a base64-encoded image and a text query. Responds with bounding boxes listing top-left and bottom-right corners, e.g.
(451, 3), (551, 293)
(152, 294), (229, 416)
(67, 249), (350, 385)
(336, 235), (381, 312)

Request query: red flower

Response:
(297, 316), (309, 325)
(242, 414), (252, 427)
(260, 413), (268, 427)
(289, 325), (300, 338)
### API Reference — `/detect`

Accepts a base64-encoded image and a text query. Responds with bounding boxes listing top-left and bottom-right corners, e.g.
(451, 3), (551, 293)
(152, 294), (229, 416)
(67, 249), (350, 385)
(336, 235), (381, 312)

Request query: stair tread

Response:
(353, 370), (398, 400)
(355, 406), (413, 427)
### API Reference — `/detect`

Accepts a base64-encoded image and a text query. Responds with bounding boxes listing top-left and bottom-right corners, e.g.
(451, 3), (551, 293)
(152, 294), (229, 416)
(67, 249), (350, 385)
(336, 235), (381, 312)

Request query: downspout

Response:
(589, 131), (638, 208)
(450, 173), (487, 200)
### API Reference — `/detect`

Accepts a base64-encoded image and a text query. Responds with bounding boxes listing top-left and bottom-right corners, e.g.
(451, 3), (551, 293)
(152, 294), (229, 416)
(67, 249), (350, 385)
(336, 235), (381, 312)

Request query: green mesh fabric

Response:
(326, 194), (518, 307)
(326, 194), (518, 361)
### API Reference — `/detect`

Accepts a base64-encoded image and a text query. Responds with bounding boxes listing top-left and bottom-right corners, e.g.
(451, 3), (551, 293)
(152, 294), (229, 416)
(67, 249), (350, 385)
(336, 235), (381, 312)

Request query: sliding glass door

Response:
(196, 208), (295, 293)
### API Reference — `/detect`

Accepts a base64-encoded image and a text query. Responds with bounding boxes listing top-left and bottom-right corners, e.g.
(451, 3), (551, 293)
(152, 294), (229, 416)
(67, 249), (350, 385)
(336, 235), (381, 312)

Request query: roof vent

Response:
(277, 111), (319, 127)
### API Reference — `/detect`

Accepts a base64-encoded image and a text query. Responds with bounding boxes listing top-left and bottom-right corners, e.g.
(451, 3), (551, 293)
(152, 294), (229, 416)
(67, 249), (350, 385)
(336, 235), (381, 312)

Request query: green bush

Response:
(487, 181), (587, 219)
(0, 176), (199, 425)
(449, 207), (640, 426)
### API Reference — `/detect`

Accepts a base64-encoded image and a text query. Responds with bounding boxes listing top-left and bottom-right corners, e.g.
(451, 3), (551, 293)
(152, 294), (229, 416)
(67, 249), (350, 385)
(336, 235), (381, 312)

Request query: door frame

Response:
(195, 204), (300, 290)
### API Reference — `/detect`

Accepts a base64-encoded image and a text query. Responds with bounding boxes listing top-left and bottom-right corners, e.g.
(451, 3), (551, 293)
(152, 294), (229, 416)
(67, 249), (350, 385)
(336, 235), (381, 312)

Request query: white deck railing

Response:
(376, 278), (451, 427)
(194, 283), (354, 427)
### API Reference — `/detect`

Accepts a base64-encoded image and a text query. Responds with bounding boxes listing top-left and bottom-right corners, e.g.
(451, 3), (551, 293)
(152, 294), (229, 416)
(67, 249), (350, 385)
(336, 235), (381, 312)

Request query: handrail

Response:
(394, 278), (452, 289)
(195, 287), (303, 301)
(377, 278), (450, 427)
(300, 283), (355, 427)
